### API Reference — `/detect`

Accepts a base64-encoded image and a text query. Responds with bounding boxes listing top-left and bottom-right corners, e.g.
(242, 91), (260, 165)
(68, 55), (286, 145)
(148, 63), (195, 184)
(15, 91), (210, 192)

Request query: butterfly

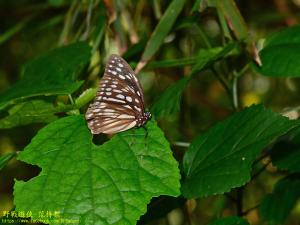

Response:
(85, 54), (151, 134)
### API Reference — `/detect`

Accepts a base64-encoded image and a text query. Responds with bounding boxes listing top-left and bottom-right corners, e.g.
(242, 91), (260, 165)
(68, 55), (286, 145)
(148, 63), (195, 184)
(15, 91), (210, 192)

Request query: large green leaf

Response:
(141, 0), (186, 62)
(151, 44), (235, 119)
(259, 175), (300, 224)
(14, 116), (180, 225)
(257, 25), (300, 77)
(0, 42), (91, 109)
(182, 104), (300, 198)
(208, 216), (249, 225)
(0, 100), (72, 129)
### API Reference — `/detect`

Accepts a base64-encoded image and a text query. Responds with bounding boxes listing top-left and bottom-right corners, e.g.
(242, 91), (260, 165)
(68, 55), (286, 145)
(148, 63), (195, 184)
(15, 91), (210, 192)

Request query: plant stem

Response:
(236, 187), (244, 216)
(211, 66), (231, 98)
(251, 160), (271, 181)
(242, 204), (259, 216)
(81, 0), (94, 41)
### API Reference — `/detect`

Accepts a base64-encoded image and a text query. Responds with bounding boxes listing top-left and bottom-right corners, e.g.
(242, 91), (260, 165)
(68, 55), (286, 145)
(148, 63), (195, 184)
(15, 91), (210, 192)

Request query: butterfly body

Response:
(85, 54), (151, 134)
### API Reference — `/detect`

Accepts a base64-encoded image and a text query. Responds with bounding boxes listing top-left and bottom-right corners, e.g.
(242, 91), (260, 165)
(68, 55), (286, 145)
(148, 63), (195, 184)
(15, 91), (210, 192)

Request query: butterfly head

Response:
(144, 111), (152, 121)
(136, 111), (151, 127)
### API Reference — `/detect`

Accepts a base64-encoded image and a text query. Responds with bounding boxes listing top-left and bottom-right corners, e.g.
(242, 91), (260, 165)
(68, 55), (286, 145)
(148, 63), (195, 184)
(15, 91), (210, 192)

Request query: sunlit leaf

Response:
(14, 116), (180, 225)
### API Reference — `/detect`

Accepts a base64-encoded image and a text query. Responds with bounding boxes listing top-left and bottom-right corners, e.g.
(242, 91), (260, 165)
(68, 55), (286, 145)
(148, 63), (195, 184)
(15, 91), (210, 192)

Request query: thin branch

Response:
(211, 66), (231, 97)
(251, 160), (271, 181)
(58, 0), (81, 45)
(236, 187), (244, 216)
(242, 204), (260, 216)
(81, 0), (94, 41)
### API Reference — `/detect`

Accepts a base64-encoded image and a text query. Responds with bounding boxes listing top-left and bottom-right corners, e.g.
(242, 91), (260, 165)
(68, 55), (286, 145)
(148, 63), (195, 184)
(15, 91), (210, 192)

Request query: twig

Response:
(241, 204), (259, 216)
(211, 67), (231, 97)
(58, 0), (81, 45)
(251, 160), (271, 181)
(232, 64), (249, 111)
(232, 72), (239, 110)
(236, 187), (244, 216)
(81, 0), (94, 41)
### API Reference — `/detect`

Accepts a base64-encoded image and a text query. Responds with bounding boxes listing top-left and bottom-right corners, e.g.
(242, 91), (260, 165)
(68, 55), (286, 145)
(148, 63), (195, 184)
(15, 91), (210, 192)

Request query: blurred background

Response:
(1, 0), (300, 224)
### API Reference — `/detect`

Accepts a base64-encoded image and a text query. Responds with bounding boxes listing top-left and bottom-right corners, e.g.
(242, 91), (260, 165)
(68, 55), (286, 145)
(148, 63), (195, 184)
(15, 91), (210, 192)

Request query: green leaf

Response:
(75, 88), (97, 109)
(258, 25), (300, 77)
(151, 44), (236, 119)
(141, 0), (186, 62)
(208, 216), (250, 225)
(151, 76), (190, 119)
(271, 141), (300, 173)
(14, 116), (180, 225)
(0, 152), (17, 170)
(216, 0), (248, 40)
(191, 0), (203, 13)
(182, 104), (300, 198)
(0, 100), (70, 129)
(259, 175), (300, 224)
(0, 42), (91, 109)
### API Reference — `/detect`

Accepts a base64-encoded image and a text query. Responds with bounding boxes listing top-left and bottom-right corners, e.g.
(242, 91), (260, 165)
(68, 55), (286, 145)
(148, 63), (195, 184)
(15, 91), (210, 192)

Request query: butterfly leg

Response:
(141, 126), (149, 138)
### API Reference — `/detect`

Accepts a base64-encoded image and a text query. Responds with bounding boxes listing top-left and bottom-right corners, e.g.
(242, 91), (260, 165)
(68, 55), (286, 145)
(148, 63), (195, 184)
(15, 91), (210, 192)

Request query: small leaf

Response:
(0, 152), (17, 170)
(0, 42), (91, 109)
(0, 100), (68, 129)
(216, 0), (248, 40)
(259, 175), (300, 224)
(257, 25), (300, 77)
(151, 76), (190, 119)
(75, 88), (97, 109)
(182, 104), (300, 198)
(208, 216), (250, 225)
(14, 116), (180, 225)
(151, 44), (235, 119)
(141, 0), (186, 63)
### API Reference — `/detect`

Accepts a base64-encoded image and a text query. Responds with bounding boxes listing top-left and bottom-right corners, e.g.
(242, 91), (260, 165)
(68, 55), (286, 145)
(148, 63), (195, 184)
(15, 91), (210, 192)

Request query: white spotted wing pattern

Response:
(85, 54), (151, 134)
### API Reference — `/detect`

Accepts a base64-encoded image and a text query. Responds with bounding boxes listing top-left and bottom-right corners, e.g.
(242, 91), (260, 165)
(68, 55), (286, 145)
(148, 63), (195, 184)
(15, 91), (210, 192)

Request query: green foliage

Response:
(0, 152), (17, 170)
(0, 42), (91, 109)
(14, 116), (180, 225)
(151, 45), (235, 119)
(182, 105), (300, 198)
(0, 100), (70, 128)
(208, 216), (249, 225)
(258, 25), (300, 76)
(1, 1), (300, 225)
(141, 0), (186, 62)
(215, 0), (248, 40)
(259, 175), (300, 224)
